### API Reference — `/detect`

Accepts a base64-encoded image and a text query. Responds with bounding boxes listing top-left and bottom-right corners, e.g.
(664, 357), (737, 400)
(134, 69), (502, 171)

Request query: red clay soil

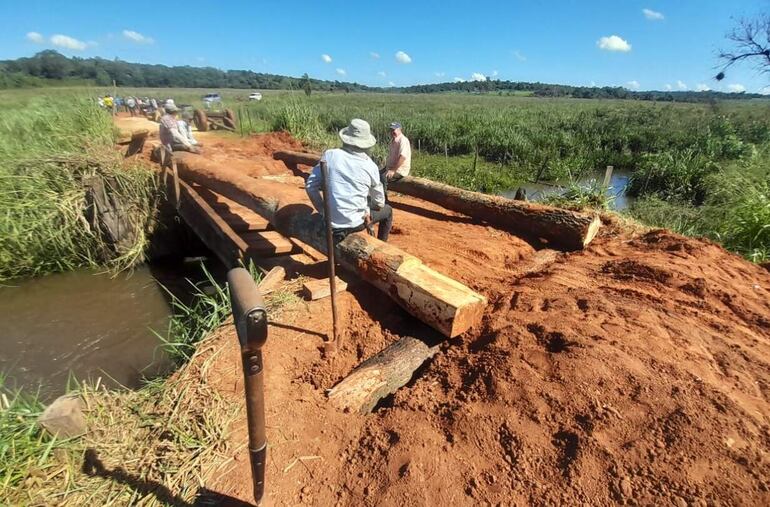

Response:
(123, 120), (770, 505)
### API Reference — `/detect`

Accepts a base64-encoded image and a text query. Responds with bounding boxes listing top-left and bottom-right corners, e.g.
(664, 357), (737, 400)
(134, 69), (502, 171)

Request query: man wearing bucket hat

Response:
(305, 118), (392, 244)
(159, 103), (200, 154)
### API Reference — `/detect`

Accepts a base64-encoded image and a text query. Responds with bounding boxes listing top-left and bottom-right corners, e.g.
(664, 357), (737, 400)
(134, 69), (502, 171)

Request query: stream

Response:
(501, 168), (634, 210)
(0, 265), (176, 401)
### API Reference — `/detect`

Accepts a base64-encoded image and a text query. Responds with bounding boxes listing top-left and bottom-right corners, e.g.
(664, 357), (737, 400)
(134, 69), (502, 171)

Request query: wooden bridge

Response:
(161, 161), (315, 271)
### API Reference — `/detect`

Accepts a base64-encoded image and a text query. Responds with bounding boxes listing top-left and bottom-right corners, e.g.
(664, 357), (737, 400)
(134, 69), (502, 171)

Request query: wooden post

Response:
(603, 165), (614, 188)
(239, 107), (244, 137)
(444, 142), (448, 160)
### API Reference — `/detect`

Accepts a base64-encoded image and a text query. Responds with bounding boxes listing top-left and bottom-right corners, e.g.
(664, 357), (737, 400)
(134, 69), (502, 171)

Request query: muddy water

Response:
(501, 168), (635, 210)
(0, 266), (173, 400)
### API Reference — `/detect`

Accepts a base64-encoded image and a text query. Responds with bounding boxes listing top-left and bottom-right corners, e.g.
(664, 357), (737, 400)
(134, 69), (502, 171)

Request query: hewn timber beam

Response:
(273, 150), (601, 251)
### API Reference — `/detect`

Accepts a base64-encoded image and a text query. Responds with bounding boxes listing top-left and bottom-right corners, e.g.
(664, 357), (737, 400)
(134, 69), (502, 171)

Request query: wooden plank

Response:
(242, 231), (295, 257)
(172, 173), (248, 268)
(302, 277), (348, 301)
(224, 216), (271, 233)
(257, 266), (286, 294)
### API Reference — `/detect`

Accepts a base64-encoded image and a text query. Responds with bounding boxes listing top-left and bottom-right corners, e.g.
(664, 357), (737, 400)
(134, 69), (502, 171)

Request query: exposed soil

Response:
(116, 117), (770, 506)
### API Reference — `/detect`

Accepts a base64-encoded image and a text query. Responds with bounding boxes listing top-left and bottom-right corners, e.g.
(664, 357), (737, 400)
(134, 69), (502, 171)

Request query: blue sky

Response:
(3, 0), (769, 93)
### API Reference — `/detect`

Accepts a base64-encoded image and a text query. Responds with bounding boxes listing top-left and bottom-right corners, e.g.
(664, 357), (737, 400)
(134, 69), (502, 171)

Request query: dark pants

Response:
(333, 205), (393, 244)
(379, 169), (403, 204)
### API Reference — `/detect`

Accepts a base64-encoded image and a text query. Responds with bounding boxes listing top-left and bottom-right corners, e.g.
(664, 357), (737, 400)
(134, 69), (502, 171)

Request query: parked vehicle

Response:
(248, 92), (263, 101)
(202, 93), (222, 107)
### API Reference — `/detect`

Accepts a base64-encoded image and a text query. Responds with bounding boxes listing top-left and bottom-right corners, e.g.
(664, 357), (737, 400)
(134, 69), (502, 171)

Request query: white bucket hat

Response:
(339, 118), (376, 149)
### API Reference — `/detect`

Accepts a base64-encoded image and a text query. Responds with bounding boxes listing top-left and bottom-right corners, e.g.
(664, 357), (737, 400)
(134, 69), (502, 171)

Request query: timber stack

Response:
(273, 150), (601, 251)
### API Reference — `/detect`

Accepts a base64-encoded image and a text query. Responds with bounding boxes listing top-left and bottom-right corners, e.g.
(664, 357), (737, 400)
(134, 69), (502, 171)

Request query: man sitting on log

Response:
(159, 104), (201, 154)
(379, 121), (412, 203)
(305, 118), (393, 244)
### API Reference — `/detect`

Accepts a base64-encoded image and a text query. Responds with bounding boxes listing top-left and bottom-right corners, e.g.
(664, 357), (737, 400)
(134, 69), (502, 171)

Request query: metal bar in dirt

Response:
(320, 160), (340, 354)
(228, 268), (269, 505)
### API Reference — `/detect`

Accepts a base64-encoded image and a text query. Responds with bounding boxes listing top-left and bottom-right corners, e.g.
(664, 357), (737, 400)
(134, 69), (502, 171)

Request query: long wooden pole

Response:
(320, 161), (340, 355)
(273, 150), (601, 251)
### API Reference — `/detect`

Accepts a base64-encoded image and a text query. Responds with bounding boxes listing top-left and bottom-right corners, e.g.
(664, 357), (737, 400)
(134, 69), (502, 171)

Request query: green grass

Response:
(0, 95), (159, 281)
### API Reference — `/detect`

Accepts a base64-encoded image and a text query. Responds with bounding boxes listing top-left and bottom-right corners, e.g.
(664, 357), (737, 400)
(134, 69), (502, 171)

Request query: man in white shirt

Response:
(382, 121), (411, 199)
(177, 111), (202, 149)
(306, 119), (392, 244)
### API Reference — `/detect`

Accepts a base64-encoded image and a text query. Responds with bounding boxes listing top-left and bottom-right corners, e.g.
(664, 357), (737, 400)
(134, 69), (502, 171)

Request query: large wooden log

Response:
(273, 150), (601, 251)
(327, 334), (440, 413)
(174, 153), (486, 337)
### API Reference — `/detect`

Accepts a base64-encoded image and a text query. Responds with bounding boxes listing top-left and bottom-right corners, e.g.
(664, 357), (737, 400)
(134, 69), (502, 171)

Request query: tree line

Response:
(0, 51), (764, 103)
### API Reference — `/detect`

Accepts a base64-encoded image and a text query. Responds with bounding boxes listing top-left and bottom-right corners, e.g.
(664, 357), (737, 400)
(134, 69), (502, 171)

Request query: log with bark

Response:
(327, 334), (440, 413)
(173, 153), (486, 337)
(273, 150), (601, 251)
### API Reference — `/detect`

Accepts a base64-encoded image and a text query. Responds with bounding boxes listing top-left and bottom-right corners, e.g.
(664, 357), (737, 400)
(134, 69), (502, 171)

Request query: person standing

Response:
(382, 121), (412, 196)
(126, 96), (137, 117)
(305, 119), (392, 244)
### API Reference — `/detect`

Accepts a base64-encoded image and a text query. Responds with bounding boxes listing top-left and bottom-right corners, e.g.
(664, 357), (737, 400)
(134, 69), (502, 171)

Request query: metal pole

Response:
(228, 268), (269, 506)
(320, 160), (340, 354)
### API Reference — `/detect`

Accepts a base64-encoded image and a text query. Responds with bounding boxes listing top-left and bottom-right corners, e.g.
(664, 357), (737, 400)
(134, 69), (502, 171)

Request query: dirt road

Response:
(119, 117), (770, 506)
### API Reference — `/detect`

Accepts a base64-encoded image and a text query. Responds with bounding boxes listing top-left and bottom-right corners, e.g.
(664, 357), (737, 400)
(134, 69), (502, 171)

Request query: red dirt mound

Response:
(337, 230), (770, 506)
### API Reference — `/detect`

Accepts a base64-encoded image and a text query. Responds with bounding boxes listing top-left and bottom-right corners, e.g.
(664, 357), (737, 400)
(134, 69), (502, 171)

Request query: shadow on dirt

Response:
(83, 448), (254, 507)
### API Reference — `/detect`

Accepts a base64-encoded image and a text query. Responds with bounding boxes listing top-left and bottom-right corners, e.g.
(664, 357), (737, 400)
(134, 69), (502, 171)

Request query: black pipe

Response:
(228, 268), (269, 505)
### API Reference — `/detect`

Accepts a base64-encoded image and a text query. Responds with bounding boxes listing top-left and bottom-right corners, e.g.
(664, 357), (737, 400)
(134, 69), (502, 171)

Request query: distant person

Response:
(103, 95), (114, 115)
(126, 96), (137, 117)
(115, 96), (124, 113)
(381, 121), (411, 198)
(305, 118), (392, 244)
(177, 111), (202, 149)
(159, 104), (200, 154)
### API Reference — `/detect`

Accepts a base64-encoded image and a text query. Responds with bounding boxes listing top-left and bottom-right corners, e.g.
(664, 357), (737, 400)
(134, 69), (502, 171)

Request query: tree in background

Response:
(718, 13), (770, 80)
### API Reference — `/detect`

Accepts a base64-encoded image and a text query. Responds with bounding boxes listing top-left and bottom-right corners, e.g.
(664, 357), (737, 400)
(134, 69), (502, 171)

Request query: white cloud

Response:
(335, 68), (346, 76)
(122, 29), (154, 44)
(676, 80), (687, 90)
(453, 77), (465, 83)
(388, 81), (396, 87)
(491, 70), (499, 77)
(434, 72), (446, 78)
(370, 52), (380, 59)
(50, 34), (88, 51)
(727, 83), (746, 93)
(512, 50), (527, 62)
(395, 51), (412, 64)
(760, 86), (770, 96)
(590, 81), (597, 87)
(664, 83), (673, 91)
(626, 80), (640, 90)
(26, 31), (44, 43)
(321, 54), (332, 63)
(471, 72), (487, 82)
(377, 71), (387, 77)
(597, 35), (631, 52)
(695, 83), (710, 92)
(642, 8), (664, 21)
